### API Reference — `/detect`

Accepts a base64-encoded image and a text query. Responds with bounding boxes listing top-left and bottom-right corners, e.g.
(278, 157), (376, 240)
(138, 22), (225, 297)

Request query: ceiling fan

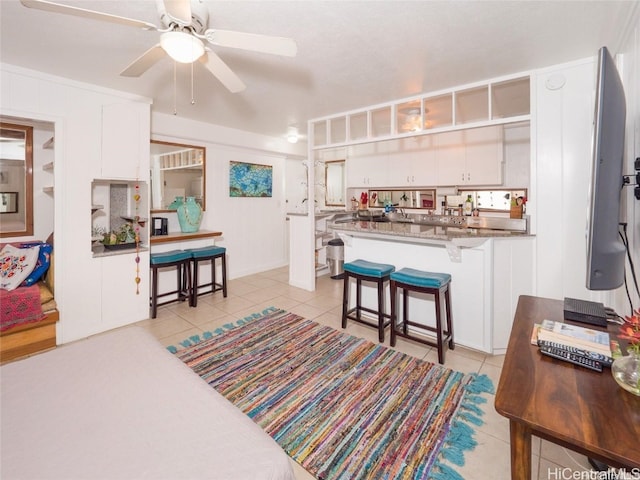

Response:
(20, 0), (298, 93)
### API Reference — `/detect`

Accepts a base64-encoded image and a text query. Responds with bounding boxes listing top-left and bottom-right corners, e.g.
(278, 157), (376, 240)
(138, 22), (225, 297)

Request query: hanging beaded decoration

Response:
(134, 183), (141, 294)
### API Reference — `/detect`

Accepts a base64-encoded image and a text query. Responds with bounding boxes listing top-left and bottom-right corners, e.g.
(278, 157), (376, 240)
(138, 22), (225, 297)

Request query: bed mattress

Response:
(0, 326), (295, 480)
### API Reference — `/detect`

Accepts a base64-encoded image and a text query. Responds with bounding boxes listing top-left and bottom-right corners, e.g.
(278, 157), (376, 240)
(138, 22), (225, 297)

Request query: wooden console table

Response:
(149, 230), (221, 245)
(495, 295), (640, 479)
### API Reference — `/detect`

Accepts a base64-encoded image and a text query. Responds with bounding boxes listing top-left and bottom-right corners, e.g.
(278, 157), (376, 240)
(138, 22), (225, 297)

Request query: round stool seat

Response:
(151, 250), (191, 265)
(344, 259), (395, 278)
(391, 268), (451, 288)
(187, 246), (226, 259)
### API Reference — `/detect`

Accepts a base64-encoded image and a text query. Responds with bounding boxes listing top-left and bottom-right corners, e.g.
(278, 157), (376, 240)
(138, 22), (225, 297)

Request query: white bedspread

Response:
(0, 326), (295, 480)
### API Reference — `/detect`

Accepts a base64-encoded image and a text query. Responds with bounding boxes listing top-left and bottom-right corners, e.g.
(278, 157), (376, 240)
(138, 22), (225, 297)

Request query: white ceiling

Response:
(1, 1), (637, 141)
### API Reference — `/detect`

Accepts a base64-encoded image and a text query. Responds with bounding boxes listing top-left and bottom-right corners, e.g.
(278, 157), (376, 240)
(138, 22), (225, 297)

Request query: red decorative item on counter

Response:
(360, 192), (368, 208)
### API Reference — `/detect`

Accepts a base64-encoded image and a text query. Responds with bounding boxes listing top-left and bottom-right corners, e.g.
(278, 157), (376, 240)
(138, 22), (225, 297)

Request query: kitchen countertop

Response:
(329, 220), (531, 247)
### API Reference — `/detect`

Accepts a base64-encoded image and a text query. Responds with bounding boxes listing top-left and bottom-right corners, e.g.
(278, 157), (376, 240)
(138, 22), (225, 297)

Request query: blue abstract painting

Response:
(229, 161), (273, 197)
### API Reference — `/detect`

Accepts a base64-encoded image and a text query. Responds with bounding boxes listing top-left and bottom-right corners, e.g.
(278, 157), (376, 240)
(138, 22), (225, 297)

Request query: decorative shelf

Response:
(121, 216), (148, 227)
(43, 137), (54, 149)
(42, 186), (54, 194)
(91, 204), (104, 214)
(42, 161), (54, 171)
(310, 74), (530, 149)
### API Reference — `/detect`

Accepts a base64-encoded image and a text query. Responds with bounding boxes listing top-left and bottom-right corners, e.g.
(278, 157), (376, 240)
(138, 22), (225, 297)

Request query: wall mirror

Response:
(325, 160), (345, 206)
(0, 192), (19, 213)
(150, 140), (206, 212)
(452, 188), (528, 211)
(368, 189), (436, 209)
(0, 123), (33, 237)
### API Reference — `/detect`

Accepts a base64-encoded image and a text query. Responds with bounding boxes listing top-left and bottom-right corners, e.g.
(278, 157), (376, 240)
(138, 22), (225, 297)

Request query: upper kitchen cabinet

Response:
(329, 117), (347, 144)
(436, 125), (504, 186)
(370, 107), (392, 138)
(310, 75), (529, 148)
(386, 136), (438, 187)
(423, 94), (453, 130)
(346, 142), (390, 187)
(455, 86), (488, 125)
(492, 77), (530, 119)
(395, 100), (423, 134)
(313, 120), (328, 147)
(101, 102), (150, 179)
(349, 112), (368, 141)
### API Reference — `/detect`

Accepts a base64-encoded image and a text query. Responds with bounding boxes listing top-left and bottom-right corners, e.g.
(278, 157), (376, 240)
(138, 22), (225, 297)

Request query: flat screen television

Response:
(586, 46), (626, 291)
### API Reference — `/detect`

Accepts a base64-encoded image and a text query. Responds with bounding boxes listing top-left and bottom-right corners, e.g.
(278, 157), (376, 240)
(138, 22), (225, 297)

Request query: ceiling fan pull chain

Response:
(191, 61), (196, 105)
(173, 61), (177, 115)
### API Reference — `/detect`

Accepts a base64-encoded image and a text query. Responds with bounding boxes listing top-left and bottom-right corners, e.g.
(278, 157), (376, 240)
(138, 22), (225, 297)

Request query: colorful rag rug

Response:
(172, 308), (494, 480)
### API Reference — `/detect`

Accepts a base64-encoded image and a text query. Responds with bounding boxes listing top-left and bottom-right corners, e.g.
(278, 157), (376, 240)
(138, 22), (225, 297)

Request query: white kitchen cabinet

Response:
(387, 135), (438, 187)
(435, 130), (466, 185)
(100, 251), (150, 327)
(101, 102), (150, 179)
(346, 145), (389, 187)
(436, 126), (503, 186)
(464, 125), (504, 185)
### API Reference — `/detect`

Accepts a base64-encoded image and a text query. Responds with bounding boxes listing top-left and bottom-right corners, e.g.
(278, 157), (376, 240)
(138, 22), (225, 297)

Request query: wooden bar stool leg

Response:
(402, 288), (409, 335)
(211, 257), (216, 298)
(151, 266), (159, 319)
(390, 280), (397, 347)
(221, 254), (228, 297)
(445, 286), (454, 349)
(377, 277), (384, 343)
(434, 290), (444, 365)
(185, 260), (192, 307)
(355, 278), (362, 321)
(191, 259), (199, 307)
(341, 272), (350, 329)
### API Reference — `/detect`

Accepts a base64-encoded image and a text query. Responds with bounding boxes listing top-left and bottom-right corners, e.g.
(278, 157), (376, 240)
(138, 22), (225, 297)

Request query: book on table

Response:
(531, 320), (613, 358)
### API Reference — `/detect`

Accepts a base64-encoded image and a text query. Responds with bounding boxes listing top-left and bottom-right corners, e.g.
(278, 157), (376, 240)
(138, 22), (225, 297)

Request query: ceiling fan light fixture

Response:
(160, 31), (205, 63)
(287, 127), (299, 144)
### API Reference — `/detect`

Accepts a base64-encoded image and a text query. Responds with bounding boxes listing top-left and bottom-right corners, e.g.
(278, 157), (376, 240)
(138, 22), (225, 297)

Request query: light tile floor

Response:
(136, 266), (597, 480)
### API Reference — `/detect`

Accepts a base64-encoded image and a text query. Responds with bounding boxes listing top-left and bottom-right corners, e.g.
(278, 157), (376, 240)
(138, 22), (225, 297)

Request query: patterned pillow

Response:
(0, 244), (40, 291)
(19, 241), (52, 286)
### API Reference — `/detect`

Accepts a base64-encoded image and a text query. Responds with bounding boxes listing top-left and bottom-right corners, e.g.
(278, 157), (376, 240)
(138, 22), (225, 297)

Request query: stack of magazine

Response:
(531, 320), (617, 369)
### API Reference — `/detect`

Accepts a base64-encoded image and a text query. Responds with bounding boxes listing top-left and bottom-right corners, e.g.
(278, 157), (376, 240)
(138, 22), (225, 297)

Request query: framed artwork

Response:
(229, 161), (272, 197)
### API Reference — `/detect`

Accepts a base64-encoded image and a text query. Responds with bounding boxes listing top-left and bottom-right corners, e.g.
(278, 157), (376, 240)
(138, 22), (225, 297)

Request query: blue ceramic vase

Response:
(177, 196), (202, 233)
(168, 196), (184, 210)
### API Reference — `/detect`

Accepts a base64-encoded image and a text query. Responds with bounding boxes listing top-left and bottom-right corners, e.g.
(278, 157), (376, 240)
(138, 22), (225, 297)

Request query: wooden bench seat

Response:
(0, 310), (59, 364)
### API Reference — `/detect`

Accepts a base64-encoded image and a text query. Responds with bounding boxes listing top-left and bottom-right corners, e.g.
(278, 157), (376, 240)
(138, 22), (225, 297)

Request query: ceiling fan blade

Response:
(120, 45), (166, 77)
(201, 51), (246, 93)
(20, 0), (157, 30)
(162, 0), (192, 26)
(205, 29), (297, 57)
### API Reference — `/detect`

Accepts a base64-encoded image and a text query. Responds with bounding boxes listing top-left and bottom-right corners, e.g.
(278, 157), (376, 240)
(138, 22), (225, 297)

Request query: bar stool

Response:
(187, 246), (227, 307)
(341, 259), (395, 342)
(390, 267), (454, 364)
(150, 250), (192, 319)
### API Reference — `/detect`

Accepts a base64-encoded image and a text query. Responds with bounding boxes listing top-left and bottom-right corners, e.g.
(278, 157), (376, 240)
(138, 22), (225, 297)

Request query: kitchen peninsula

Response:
(330, 216), (533, 354)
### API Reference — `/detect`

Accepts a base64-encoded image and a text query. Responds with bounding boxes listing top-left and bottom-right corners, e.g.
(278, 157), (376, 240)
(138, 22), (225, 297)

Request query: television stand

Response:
(495, 296), (639, 479)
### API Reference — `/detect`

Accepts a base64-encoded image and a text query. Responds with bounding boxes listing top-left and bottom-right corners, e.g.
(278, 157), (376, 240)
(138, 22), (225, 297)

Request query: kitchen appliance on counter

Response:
(151, 217), (168, 236)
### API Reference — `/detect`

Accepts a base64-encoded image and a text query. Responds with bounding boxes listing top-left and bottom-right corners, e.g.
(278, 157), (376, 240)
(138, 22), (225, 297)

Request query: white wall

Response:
(151, 112), (306, 279)
(531, 58), (597, 302)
